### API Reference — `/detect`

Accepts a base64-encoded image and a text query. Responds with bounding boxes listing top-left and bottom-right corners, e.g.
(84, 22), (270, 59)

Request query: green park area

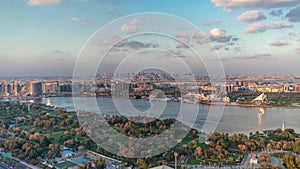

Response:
(0, 102), (300, 169)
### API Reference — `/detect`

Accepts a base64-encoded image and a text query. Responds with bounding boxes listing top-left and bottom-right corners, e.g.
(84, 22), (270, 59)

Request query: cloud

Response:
(175, 29), (237, 47)
(170, 50), (186, 58)
(246, 22), (293, 33)
(286, 6), (300, 22)
(201, 19), (222, 26)
(115, 40), (159, 49)
(296, 48), (300, 53)
(28, 0), (60, 6)
(211, 44), (225, 50)
(211, 0), (300, 11)
(232, 53), (272, 60)
(53, 50), (64, 53)
(270, 9), (283, 17)
(191, 31), (210, 45)
(288, 32), (297, 37)
(71, 17), (90, 26)
(120, 18), (138, 34)
(298, 38), (300, 41)
(270, 41), (289, 46)
(175, 32), (193, 48)
(209, 28), (232, 43)
(232, 37), (239, 41)
(237, 11), (266, 22)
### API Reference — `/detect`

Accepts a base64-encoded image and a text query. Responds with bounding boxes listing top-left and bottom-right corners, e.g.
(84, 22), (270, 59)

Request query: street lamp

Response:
(174, 152), (178, 169)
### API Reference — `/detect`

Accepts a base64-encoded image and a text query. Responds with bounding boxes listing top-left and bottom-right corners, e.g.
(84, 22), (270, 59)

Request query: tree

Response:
(238, 144), (247, 152)
(295, 157), (300, 168)
(282, 154), (296, 169)
(136, 159), (148, 169)
(80, 162), (92, 169)
(228, 157), (234, 163)
(194, 147), (202, 159)
(95, 156), (106, 169)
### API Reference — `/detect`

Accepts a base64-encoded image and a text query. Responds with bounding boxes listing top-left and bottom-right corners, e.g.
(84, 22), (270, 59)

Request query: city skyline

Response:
(1, 0), (300, 76)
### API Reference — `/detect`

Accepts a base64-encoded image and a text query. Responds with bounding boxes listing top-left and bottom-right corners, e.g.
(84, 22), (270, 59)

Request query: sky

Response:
(1, 0), (300, 77)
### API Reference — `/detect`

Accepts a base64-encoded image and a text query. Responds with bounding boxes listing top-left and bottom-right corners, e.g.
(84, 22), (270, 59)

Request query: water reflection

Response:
(257, 107), (265, 132)
(45, 98), (51, 106)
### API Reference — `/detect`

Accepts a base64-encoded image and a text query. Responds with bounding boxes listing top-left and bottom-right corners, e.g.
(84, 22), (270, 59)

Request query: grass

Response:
(89, 143), (98, 152)
(187, 156), (201, 164)
(52, 132), (62, 144)
(54, 161), (78, 168)
(198, 142), (210, 150)
(181, 135), (197, 144)
(272, 153), (283, 158)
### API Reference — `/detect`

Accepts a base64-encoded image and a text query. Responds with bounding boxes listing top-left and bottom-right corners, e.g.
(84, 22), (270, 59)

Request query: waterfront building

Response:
(26, 82), (43, 96)
(42, 82), (58, 93)
(0, 83), (4, 94)
(284, 84), (296, 93)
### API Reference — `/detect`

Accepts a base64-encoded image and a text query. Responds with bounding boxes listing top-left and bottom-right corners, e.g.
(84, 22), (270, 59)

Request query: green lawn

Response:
(181, 135), (197, 144)
(54, 161), (78, 168)
(89, 143), (98, 152)
(187, 156), (201, 164)
(198, 142), (209, 150)
(52, 132), (62, 143)
(272, 153), (283, 158)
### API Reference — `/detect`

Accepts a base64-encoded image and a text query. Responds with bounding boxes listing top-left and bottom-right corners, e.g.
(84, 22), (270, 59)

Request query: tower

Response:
(282, 121), (285, 131)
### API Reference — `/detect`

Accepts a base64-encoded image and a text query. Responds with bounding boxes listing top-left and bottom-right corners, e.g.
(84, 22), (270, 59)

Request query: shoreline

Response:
(2, 95), (300, 109)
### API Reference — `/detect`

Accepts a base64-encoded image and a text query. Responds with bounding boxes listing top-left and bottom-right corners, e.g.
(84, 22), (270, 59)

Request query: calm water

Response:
(40, 97), (300, 134)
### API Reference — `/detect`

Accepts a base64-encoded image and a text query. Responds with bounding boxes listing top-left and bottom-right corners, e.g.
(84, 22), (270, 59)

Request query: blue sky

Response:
(1, 0), (300, 76)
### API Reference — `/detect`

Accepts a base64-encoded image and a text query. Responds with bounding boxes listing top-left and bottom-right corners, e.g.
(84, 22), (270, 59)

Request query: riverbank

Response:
(2, 95), (300, 109)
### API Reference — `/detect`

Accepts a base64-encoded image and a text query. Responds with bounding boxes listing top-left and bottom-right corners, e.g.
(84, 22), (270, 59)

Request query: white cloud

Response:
(71, 17), (90, 26)
(28, 0), (60, 6)
(211, 0), (300, 11)
(246, 22), (293, 33)
(209, 28), (232, 43)
(210, 28), (227, 39)
(270, 41), (289, 46)
(120, 18), (138, 34)
(237, 11), (266, 22)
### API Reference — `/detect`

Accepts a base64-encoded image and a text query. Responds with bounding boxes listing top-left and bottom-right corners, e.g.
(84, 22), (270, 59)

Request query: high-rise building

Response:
(59, 83), (72, 93)
(4, 83), (11, 95)
(11, 83), (21, 96)
(0, 83), (4, 94)
(42, 82), (58, 93)
(26, 82), (43, 96)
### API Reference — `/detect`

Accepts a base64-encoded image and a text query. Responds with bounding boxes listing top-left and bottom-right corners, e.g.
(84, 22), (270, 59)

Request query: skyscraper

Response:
(26, 82), (43, 96)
